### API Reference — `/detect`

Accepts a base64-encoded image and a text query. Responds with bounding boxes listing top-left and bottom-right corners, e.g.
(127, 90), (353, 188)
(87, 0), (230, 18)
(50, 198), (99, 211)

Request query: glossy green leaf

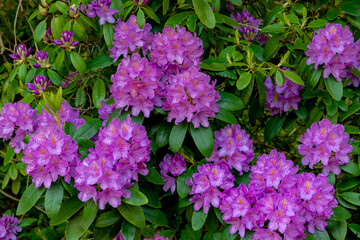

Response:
(92, 78), (106, 109)
(283, 70), (304, 85)
(156, 122), (172, 148)
(47, 69), (62, 86)
(137, 9), (145, 29)
(17, 184), (45, 215)
(34, 20), (47, 42)
(327, 220), (347, 240)
(340, 161), (360, 176)
(50, 197), (85, 226)
(144, 168), (164, 185)
(169, 122), (188, 152)
(215, 108), (238, 125)
(189, 125), (214, 158)
(87, 55), (113, 70)
(264, 114), (286, 141)
(330, 206), (352, 221)
(192, 210), (207, 231)
(45, 182), (64, 219)
(186, 13), (198, 32)
(122, 188), (148, 206)
(349, 224), (360, 238)
(341, 192), (360, 206)
(217, 91), (244, 111)
(325, 76), (343, 101)
(70, 52), (86, 74)
(83, 200), (98, 221)
(142, 207), (168, 226)
(192, 0), (215, 29)
(66, 208), (97, 240)
(74, 119), (102, 140)
(95, 210), (121, 228)
(121, 220), (135, 240)
(117, 203), (145, 228)
(165, 12), (190, 28)
(103, 22), (114, 48)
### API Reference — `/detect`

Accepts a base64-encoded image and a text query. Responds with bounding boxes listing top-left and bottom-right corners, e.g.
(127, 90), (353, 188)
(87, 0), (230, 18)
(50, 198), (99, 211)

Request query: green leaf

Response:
(77, 139), (95, 159)
(74, 119), (101, 140)
(308, 19), (328, 28)
(338, 178), (360, 191)
(307, 68), (322, 89)
(34, 20), (47, 42)
(263, 33), (283, 60)
(51, 15), (66, 40)
(121, 220), (135, 240)
(200, 62), (226, 72)
(122, 188), (148, 206)
(169, 122), (188, 152)
(310, 229), (331, 240)
(156, 122), (172, 148)
(217, 91), (244, 111)
(215, 108), (238, 124)
(47, 69), (62, 86)
(143, 7), (160, 23)
(95, 210), (121, 228)
(341, 3), (360, 16)
(66, 208), (98, 240)
(220, 225), (237, 240)
(229, 0), (242, 6)
(162, 0), (169, 15)
(341, 192), (360, 206)
(282, 70), (304, 85)
(18, 64), (27, 82)
(262, 24), (285, 32)
(45, 182), (64, 219)
(165, 12), (190, 28)
(325, 76), (343, 101)
(275, 70), (285, 87)
(349, 224), (360, 238)
(186, 13), (198, 32)
(236, 72), (252, 90)
(344, 125), (360, 134)
(263, 6), (284, 26)
(192, 0), (216, 29)
(4, 147), (15, 166)
(142, 207), (168, 226)
(92, 78), (106, 109)
(83, 200), (98, 221)
(177, 168), (193, 199)
(64, 122), (76, 138)
(327, 220), (347, 240)
(264, 115), (286, 141)
(103, 22), (115, 48)
(117, 203), (145, 228)
(192, 211), (207, 231)
(330, 206), (352, 221)
(144, 168), (164, 185)
(16, 184), (45, 215)
(340, 103), (360, 121)
(55, 51), (65, 71)
(8, 164), (18, 180)
(56, 1), (70, 14)
(87, 55), (113, 70)
(75, 88), (86, 107)
(70, 52), (86, 74)
(50, 197), (85, 226)
(137, 9), (145, 29)
(340, 161), (360, 176)
(327, 8), (340, 20)
(189, 125), (214, 158)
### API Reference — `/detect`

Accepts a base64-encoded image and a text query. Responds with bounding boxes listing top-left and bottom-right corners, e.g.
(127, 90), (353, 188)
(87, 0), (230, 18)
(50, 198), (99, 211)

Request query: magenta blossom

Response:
(54, 31), (79, 51)
(33, 50), (50, 68)
(43, 28), (53, 44)
(27, 75), (50, 95)
(159, 153), (186, 193)
(9, 43), (31, 62)
(86, 0), (119, 25)
(0, 214), (22, 240)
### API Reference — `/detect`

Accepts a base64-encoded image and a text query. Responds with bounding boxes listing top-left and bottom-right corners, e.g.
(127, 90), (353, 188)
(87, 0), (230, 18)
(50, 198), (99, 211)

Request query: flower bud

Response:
(69, 5), (80, 19)
(39, 5), (48, 16)
(41, 0), (49, 8)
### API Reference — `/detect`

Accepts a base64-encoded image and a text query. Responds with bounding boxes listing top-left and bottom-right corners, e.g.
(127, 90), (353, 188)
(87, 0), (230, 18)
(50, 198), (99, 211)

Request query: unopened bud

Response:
(39, 5), (48, 16)
(69, 5), (80, 19)
(41, 0), (49, 8)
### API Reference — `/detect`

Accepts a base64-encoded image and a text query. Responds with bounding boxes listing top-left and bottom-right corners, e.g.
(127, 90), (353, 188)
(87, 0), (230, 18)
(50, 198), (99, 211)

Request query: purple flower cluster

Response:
(150, 25), (203, 74)
(98, 99), (116, 126)
(264, 68), (304, 115)
(207, 124), (254, 174)
(54, 31), (79, 51)
(9, 43), (31, 62)
(0, 102), (37, 153)
(74, 116), (151, 209)
(162, 66), (220, 128)
(305, 23), (358, 81)
(0, 214), (22, 240)
(43, 28), (53, 44)
(110, 15), (152, 62)
(231, 10), (268, 44)
(298, 119), (352, 176)
(86, 0), (118, 25)
(33, 50), (50, 68)
(27, 75), (50, 95)
(22, 123), (79, 188)
(159, 153), (186, 193)
(219, 150), (337, 239)
(186, 163), (235, 214)
(144, 234), (170, 240)
(110, 53), (159, 117)
(37, 101), (85, 129)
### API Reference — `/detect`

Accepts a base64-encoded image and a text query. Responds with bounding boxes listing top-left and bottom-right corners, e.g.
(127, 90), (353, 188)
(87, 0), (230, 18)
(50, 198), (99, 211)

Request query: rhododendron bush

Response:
(1, 0), (360, 239)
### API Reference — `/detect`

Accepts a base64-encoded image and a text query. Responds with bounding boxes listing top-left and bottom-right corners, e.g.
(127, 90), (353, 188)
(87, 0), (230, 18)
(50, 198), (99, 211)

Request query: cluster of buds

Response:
(69, 5), (80, 19)
(54, 31), (79, 51)
(39, 0), (49, 16)
(9, 43), (31, 64)
(43, 28), (53, 44)
(33, 51), (51, 68)
(27, 75), (50, 95)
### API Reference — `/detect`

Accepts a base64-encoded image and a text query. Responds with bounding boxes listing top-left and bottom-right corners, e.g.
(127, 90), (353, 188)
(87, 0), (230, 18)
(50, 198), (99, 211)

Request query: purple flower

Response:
(98, 99), (116, 126)
(150, 25), (203, 75)
(110, 53), (160, 117)
(0, 102), (37, 153)
(162, 66), (220, 128)
(231, 10), (263, 42)
(264, 68), (304, 115)
(306, 23), (357, 81)
(74, 116), (151, 209)
(9, 43), (31, 62)
(86, 0), (119, 25)
(159, 153), (186, 193)
(144, 234), (170, 240)
(0, 214), (22, 240)
(43, 28), (53, 44)
(69, 4), (80, 19)
(207, 124), (254, 174)
(110, 15), (153, 62)
(134, 0), (149, 4)
(186, 163), (235, 214)
(298, 119), (352, 175)
(33, 51), (50, 68)
(54, 31), (79, 51)
(27, 75), (50, 95)
(252, 229), (282, 240)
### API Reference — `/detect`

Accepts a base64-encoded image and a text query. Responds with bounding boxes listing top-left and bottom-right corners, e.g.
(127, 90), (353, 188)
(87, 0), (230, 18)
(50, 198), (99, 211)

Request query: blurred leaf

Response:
(95, 210), (121, 228)
(64, 122), (76, 138)
(263, 6), (284, 26)
(163, 0), (169, 15)
(330, 206), (352, 221)
(50, 197), (85, 226)
(200, 62), (226, 72)
(340, 161), (360, 176)
(144, 168), (164, 185)
(121, 220), (135, 240)
(83, 200), (98, 221)
(177, 168), (193, 199)
(142, 207), (168, 226)
(307, 68), (322, 89)
(74, 119), (102, 140)
(275, 70), (284, 87)
(308, 19), (327, 28)
(283, 70), (304, 85)
(47, 69), (62, 86)
(340, 103), (360, 121)
(34, 20), (47, 42)
(55, 51), (65, 71)
(186, 13), (198, 32)
(165, 12), (190, 28)
(75, 88), (86, 107)
(349, 224), (360, 238)
(156, 122), (172, 148)
(192, 0), (215, 29)
(143, 7), (160, 23)
(122, 188), (148, 206)
(189, 125), (214, 158)
(118, 203), (145, 228)
(264, 115), (286, 141)
(327, 8), (340, 20)
(4, 147), (15, 166)
(16, 184), (45, 215)
(327, 220), (347, 240)
(66, 208), (97, 240)
(70, 52), (86, 74)
(236, 72), (252, 90)
(341, 3), (360, 16)
(192, 211), (207, 231)
(169, 122), (188, 152)
(262, 24), (285, 32)
(344, 125), (360, 134)
(217, 91), (244, 111)
(92, 78), (106, 109)
(45, 182), (64, 219)
(341, 192), (360, 206)
(103, 23), (114, 48)
(55, 1), (70, 14)
(137, 9), (145, 29)
(325, 76), (343, 101)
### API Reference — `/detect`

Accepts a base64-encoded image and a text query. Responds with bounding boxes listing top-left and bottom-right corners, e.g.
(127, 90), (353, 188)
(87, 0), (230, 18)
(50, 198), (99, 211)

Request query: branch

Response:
(13, 0), (23, 47)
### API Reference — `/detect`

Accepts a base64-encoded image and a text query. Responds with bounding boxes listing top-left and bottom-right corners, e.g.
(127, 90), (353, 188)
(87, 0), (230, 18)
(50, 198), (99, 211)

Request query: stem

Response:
(13, 0), (23, 47)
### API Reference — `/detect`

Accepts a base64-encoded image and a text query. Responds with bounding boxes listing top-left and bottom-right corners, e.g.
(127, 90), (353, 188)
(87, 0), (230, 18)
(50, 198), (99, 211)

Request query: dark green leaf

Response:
(34, 20), (47, 42)
(144, 168), (164, 185)
(156, 122), (172, 148)
(74, 119), (102, 140)
(47, 69), (62, 86)
(264, 115), (286, 141)
(330, 206), (352, 221)
(307, 68), (322, 89)
(117, 203), (145, 228)
(200, 62), (226, 72)
(177, 169), (193, 199)
(262, 24), (285, 32)
(75, 88), (86, 107)
(103, 22), (114, 48)
(308, 19), (328, 28)
(192, 0), (216, 29)
(45, 182), (64, 219)
(263, 33), (283, 60)
(143, 7), (160, 23)
(66, 208), (97, 240)
(189, 125), (214, 158)
(340, 103), (360, 121)
(192, 211), (207, 231)
(186, 13), (198, 32)
(341, 192), (360, 206)
(349, 224), (360, 238)
(327, 220), (347, 240)
(338, 178), (360, 191)
(215, 108), (238, 124)
(50, 197), (85, 226)
(341, 3), (360, 16)
(220, 225), (237, 240)
(263, 6), (284, 26)
(70, 52), (86, 74)
(95, 210), (121, 228)
(142, 207), (168, 226)
(236, 72), (252, 90)
(121, 220), (135, 240)
(169, 122), (188, 152)
(327, 8), (340, 20)
(77, 139), (95, 159)
(83, 200), (98, 221)
(16, 184), (45, 215)
(340, 161), (360, 176)
(92, 78), (106, 109)
(165, 12), (190, 28)
(4, 147), (15, 166)
(229, 0), (242, 6)
(55, 51), (65, 71)
(163, 0), (169, 15)
(325, 76), (343, 101)
(344, 125), (360, 134)
(122, 188), (148, 206)
(87, 55), (113, 70)
(217, 91), (244, 111)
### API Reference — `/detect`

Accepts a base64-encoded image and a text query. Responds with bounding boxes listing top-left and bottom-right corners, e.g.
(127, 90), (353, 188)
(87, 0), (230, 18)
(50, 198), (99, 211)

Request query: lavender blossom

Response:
(9, 43), (31, 62)
(0, 214), (22, 240)
(159, 153), (186, 193)
(27, 75), (50, 95)
(33, 51), (50, 68)
(86, 0), (119, 25)
(54, 31), (79, 51)
(231, 10), (262, 42)
(43, 28), (53, 44)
